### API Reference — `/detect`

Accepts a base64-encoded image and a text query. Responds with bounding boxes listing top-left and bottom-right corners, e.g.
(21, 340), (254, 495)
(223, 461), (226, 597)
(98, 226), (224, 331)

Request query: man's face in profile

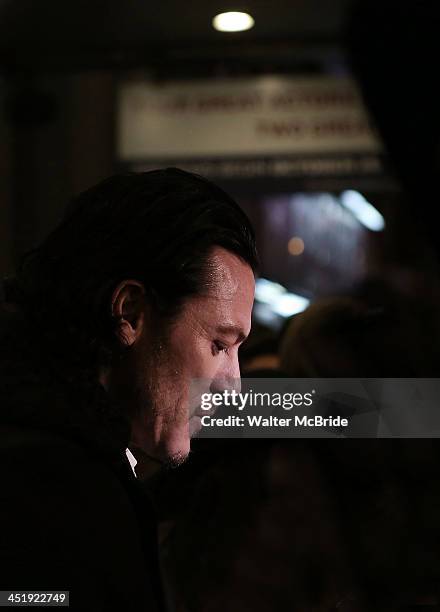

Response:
(126, 247), (255, 466)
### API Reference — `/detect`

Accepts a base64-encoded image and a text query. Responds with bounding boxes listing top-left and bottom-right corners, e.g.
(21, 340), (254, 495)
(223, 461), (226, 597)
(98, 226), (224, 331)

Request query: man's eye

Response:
(212, 341), (229, 356)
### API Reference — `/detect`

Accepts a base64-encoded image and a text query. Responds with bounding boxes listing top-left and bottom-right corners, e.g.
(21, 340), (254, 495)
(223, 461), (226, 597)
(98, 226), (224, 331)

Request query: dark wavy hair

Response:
(3, 168), (258, 384)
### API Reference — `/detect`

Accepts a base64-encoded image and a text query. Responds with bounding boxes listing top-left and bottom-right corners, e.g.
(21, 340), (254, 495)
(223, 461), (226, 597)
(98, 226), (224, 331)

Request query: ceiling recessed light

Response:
(212, 11), (255, 33)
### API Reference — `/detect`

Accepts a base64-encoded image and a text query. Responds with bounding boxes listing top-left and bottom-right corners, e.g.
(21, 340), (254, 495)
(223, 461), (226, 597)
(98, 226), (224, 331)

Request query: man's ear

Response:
(111, 280), (148, 348)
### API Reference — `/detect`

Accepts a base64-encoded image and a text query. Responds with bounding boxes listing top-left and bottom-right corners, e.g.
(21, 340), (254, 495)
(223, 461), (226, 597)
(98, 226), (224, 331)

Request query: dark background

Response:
(2, 0), (432, 305)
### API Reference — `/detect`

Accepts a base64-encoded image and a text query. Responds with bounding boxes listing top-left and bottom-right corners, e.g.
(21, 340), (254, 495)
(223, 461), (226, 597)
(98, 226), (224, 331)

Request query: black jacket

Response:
(0, 309), (165, 612)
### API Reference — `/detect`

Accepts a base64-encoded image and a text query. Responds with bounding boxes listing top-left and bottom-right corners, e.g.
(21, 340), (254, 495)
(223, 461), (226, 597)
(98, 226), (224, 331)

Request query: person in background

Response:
(280, 296), (440, 378)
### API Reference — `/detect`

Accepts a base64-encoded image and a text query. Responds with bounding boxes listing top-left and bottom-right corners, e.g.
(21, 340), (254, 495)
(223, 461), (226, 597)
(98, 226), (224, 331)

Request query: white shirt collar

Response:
(125, 448), (138, 478)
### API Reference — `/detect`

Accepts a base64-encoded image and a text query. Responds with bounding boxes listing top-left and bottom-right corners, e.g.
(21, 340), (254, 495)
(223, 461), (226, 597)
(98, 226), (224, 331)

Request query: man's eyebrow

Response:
(215, 324), (248, 343)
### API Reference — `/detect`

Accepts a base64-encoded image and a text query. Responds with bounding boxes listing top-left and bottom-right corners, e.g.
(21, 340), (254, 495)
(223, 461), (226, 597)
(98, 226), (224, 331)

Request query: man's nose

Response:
(210, 354), (241, 394)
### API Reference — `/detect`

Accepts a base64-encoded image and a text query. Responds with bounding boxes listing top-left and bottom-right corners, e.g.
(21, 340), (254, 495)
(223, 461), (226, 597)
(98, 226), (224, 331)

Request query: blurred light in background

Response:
(212, 11), (255, 32)
(272, 293), (309, 317)
(287, 236), (305, 256)
(340, 190), (385, 232)
(255, 277), (309, 321)
(248, 192), (367, 301)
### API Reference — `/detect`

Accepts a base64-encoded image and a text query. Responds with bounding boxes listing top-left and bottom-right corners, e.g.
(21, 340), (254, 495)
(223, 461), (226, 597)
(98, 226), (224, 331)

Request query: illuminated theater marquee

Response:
(117, 75), (382, 178)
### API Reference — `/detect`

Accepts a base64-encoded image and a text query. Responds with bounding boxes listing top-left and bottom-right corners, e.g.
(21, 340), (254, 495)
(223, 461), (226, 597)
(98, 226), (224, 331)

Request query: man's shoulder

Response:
(1, 424), (100, 471)
(0, 423), (88, 454)
(0, 423), (145, 558)
(0, 425), (131, 512)
(0, 426), (160, 611)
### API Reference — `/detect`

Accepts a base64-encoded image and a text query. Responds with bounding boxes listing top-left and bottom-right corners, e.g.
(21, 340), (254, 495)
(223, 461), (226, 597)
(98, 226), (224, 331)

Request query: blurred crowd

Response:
(147, 280), (440, 612)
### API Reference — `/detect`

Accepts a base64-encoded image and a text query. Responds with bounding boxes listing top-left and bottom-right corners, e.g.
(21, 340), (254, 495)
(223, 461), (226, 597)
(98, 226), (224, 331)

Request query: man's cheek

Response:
(183, 345), (217, 378)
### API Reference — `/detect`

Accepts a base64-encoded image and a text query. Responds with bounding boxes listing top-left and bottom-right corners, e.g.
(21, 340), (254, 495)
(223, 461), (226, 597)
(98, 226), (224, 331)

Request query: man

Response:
(0, 168), (257, 610)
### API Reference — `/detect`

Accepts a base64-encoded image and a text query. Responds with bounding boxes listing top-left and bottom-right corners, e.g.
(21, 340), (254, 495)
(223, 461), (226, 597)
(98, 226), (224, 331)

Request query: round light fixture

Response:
(212, 11), (255, 32)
